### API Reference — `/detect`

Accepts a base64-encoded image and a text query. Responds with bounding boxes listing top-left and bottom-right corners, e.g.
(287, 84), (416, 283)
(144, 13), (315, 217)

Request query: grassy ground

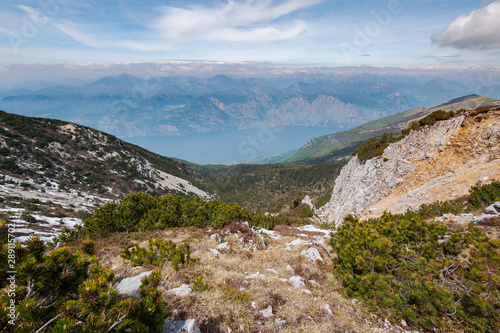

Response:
(95, 224), (415, 333)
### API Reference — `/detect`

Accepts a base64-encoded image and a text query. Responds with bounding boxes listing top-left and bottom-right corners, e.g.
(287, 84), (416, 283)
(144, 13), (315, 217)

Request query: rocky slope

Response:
(0, 110), (207, 199)
(0, 110), (210, 240)
(318, 106), (500, 226)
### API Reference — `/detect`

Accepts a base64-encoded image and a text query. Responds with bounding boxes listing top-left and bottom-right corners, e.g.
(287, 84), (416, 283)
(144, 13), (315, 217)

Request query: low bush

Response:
(0, 222), (168, 332)
(85, 192), (301, 236)
(300, 206), (314, 218)
(121, 236), (195, 270)
(330, 212), (500, 332)
(468, 180), (500, 210)
(191, 275), (209, 292)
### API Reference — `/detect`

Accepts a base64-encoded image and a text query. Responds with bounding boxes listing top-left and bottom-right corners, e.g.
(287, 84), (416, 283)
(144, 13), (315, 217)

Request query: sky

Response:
(1, 0), (500, 85)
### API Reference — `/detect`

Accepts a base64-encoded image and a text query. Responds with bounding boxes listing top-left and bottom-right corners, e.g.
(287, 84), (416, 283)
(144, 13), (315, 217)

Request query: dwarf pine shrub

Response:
(121, 236), (195, 270)
(0, 222), (168, 332)
(330, 212), (500, 332)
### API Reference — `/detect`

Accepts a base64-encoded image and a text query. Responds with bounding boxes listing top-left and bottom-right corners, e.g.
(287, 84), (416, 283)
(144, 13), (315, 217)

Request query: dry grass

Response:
(95, 224), (413, 333)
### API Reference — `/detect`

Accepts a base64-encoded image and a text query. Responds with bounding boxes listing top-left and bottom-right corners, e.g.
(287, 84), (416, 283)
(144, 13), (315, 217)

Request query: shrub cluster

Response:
(352, 132), (398, 161)
(121, 236), (195, 270)
(0, 221), (168, 332)
(85, 192), (300, 236)
(330, 212), (500, 332)
(469, 180), (500, 210)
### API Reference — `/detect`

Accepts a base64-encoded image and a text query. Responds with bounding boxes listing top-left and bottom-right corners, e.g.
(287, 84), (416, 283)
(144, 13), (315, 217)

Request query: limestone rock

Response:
(172, 284), (192, 297)
(260, 305), (273, 318)
(474, 214), (498, 224)
(318, 110), (500, 226)
(301, 195), (316, 213)
(284, 238), (310, 251)
(216, 242), (231, 250)
(115, 271), (153, 299)
(210, 249), (221, 257)
(485, 202), (500, 215)
(300, 247), (323, 263)
(211, 234), (223, 243)
(162, 319), (201, 333)
(289, 276), (305, 290)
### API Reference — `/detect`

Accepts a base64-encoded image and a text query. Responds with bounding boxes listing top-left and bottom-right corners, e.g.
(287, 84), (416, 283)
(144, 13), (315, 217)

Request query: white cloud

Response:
(432, 0), (500, 50)
(53, 22), (172, 52)
(153, 0), (321, 42)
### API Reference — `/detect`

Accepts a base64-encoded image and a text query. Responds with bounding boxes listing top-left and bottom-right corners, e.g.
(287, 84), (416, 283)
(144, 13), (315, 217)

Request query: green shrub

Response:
(330, 213), (500, 332)
(352, 132), (398, 161)
(85, 192), (300, 236)
(417, 110), (456, 126)
(0, 229), (168, 332)
(468, 180), (500, 210)
(219, 283), (252, 304)
(121, 236), (195, 270)
(299, 206), (314, 218)
(315, 192), (332, 209)
(21, 211), (37, 224)
(191, 275), (209, 292)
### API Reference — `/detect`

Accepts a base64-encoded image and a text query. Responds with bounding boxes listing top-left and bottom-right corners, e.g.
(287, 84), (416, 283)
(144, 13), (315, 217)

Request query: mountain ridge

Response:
(0, 110), (209, 202)
(317, 105), (500, 226)
(0, 72), (470, 138)
(272, 94), (499, 164)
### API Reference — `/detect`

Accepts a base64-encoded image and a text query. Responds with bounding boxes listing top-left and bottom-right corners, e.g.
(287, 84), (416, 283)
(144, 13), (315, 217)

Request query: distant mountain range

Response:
(0, 73), (477, 138)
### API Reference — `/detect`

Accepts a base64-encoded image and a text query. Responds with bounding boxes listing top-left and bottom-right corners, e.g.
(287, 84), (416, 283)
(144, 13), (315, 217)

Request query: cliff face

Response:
(318, 107), (500, 226)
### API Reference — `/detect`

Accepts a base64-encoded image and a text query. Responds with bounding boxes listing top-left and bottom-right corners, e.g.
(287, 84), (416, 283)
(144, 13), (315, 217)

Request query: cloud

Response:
(53, 22), (172, 52)
(432, 0), (500, 50)
(153, 0), (321, 42)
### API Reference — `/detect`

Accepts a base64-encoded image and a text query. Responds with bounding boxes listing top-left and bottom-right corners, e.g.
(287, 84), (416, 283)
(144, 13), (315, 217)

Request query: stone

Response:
(289, 276), (305, 290)
(210, 234), (223, 243)
(216, 242), (231, 250)
(301, 195), (316, 213)
(210, 249), (221, 257)
(115, 271), (152, 299)
(246, 272), (260, 279)
(324, 304), (333, 315)
(171, 284), (192, 297)
(275, 318), (286, 325)
(300, 247), (323, 263)
(474, 214), (497, 224)
(260, 305), (273, 318)
(285, 265), (294, 273)
(284, 238), (310, 251)
(485, 202), (500, 215)
(162, 319), (201, 333)
(266, 268), (279, 275)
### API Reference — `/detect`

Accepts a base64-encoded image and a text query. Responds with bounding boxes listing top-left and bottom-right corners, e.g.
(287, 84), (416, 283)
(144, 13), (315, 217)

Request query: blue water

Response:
(122, 126), (344, 165)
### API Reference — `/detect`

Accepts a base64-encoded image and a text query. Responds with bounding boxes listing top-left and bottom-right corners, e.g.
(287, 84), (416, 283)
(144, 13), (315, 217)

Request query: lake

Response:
(122, 126), (344, 165)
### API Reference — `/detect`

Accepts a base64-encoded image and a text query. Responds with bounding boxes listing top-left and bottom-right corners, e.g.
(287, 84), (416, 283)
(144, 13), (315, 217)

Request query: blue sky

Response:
(1, 0), (500, 81)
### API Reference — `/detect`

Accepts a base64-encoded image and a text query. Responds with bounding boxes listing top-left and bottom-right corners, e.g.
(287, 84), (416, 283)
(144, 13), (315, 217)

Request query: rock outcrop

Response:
(115, 271), (153, 299)
(318, 107), (500, 226)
